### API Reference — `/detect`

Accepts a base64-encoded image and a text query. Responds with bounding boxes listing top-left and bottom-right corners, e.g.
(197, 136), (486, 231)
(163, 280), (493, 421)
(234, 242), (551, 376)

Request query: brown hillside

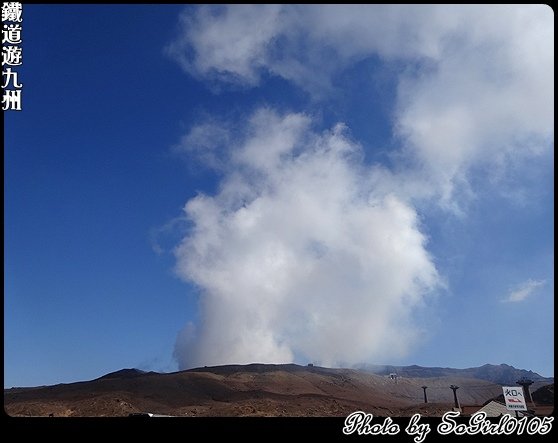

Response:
(4, 364), (506, 417)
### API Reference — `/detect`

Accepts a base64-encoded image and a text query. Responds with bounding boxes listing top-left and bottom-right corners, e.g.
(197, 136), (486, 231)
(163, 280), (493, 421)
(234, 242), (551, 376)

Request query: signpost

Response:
(502, 386), (527, 414)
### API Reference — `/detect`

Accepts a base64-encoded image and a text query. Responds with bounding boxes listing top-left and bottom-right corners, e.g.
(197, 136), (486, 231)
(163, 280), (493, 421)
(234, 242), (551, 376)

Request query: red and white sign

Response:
(502, 386), (527, 411)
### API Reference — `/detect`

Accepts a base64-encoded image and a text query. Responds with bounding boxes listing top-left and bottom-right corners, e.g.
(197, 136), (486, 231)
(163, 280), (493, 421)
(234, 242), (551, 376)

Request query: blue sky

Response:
(4, 5), (553, 387)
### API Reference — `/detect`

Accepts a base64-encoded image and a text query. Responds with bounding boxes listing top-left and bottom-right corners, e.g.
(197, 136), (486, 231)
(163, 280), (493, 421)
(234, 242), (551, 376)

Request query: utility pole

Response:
(516, 378), (535, 407)
(421, 386), (428, 403)
(450, 385), (460, 410)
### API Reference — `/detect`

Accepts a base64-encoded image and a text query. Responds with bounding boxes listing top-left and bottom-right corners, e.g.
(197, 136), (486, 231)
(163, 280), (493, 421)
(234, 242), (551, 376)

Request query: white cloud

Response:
(167, 5), (553, 207)
(172, 120), (231, 171)
(503, 279), (546, 303)
(149, 216), (188, 256)
(395, 5), (553, 206)
(166, 5), (553, 369)
(173, 109), (440, 369)
(166, 5), (284, 85)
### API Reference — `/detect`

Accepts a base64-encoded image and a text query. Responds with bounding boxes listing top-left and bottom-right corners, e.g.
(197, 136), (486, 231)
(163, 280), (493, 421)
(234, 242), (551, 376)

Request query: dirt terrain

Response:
(3, 364), (551, 417)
